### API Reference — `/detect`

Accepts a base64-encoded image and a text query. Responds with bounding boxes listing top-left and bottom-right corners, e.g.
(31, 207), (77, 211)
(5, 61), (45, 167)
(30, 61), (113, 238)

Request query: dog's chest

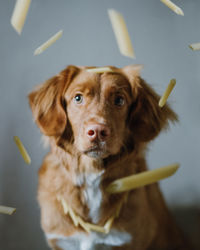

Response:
(46, 230), (132, 250)
(76, 171), (104, 223)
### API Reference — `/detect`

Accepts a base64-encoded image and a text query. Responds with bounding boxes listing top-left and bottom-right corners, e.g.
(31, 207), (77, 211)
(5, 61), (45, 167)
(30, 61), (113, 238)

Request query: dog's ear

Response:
(28, 65), (78, 136)
(122, 65), (178, 142)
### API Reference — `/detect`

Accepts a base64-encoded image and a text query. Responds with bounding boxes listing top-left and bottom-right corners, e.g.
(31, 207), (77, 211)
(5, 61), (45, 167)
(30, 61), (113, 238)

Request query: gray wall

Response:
(0, 0), (199, 249)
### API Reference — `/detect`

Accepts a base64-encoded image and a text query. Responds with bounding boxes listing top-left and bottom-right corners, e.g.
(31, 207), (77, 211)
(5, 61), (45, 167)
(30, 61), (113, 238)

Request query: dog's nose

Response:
(86, 124), (110, 142)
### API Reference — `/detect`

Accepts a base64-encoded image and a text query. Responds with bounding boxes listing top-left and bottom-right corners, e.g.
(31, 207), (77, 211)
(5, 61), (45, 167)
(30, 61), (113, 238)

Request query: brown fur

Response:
(29, 65), (192, 250)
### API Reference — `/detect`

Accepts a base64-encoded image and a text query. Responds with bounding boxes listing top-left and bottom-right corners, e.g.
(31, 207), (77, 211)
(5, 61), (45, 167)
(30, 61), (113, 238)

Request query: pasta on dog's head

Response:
(29, 65), (177, 160)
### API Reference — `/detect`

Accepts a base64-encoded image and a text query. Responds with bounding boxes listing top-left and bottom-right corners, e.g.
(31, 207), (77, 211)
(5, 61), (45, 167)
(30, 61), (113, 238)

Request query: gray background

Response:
(0, 0), (200, 249)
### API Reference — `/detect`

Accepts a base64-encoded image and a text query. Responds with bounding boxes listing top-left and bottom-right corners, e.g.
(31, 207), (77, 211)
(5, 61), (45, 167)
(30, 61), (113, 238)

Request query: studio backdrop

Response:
(0, 0), (199, 249)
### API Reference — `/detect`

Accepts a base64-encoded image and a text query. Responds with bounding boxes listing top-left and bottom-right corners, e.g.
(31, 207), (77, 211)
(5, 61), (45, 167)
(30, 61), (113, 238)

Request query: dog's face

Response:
(29, 65), (177, 159)
(65, 70), (133, 158)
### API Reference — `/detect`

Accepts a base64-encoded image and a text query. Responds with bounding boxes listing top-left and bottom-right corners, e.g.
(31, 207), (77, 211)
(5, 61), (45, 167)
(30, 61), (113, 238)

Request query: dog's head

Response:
(29, 65), (177, 159)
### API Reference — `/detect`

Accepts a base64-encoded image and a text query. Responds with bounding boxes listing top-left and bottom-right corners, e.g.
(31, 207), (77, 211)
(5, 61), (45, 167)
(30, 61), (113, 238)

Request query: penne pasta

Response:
(108, 9), (135, 58)
(57, 191), (130, 233)
(86, 67), (113, 73)
(14, 136), (31, 165)
(86, 223), (107, 234)
(11, 0), (31, 34)
(115, 193), (129, 218)
(106, 163), (179, 194)
(159, 79), (176, 107)
(34, 30), (63, 55)
(60, 198), (69, 215)
(77, 217), (91, 233)
(160, 0), (184, 16)
(189, 43), (200, 51)
(0, 205), (16, 215)
(104, 216), (115, 234)
(68, 206), (79, 227)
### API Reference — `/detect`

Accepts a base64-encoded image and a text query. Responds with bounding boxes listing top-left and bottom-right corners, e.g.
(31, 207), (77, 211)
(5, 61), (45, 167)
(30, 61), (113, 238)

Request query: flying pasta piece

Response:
(11, 0), (31, 34)
(57, 196), (69, 214)
(115, 193), (129, 218)
(85, 222), (107, 234)
(60, 198), (69, 215)
(108, 9), (135, 58)
(159, 79), (176, 107)
(160, 0), (184, 16)
(86, 67), (113, 73)
(106, 163), (179, 194)
(34, 30), (63, 55)
(58, 195), (128, 234)
(68, 206), (79, 227)
(189, 43), (200, 51)
(104, 216), (115, 234)
(14, 136), (31, 165)
(58, 197), (105, 233)
(0, 206), (16, 215)
(77, 217), (91, 233)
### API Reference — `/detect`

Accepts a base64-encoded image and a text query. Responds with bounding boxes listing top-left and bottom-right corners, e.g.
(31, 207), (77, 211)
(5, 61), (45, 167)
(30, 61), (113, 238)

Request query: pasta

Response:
(160, 0), (184, 16)
(11, 0), (31, 34)
(159, 79), (176, 108)
(14, 136), (31, 165)
(106, 163), (179, 193)
(108, 9), (135, 58)
(34, 30), (63, 55)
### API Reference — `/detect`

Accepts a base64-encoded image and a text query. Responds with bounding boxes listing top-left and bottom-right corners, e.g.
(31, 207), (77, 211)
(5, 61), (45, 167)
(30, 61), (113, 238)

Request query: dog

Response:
(29, 65), (192, 250)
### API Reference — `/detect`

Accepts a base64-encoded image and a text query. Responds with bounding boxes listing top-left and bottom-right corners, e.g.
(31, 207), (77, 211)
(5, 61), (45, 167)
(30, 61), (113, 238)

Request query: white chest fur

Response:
(46, 230), (132, 250)
(76, 171), (104, 224)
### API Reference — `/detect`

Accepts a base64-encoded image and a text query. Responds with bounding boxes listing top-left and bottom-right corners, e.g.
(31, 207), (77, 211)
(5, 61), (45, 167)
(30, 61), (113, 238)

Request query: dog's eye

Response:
(114, 96), (125, 107)
(74, 94), (83, 104)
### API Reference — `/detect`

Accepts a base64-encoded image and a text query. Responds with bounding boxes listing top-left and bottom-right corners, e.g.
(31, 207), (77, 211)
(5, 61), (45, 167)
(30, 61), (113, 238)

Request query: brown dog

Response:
(29, 65), (191, 250)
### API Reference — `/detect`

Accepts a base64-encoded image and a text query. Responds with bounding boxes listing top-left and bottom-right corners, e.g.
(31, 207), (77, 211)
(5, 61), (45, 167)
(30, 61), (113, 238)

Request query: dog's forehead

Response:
(64, 69), (133, 102)
(66, 70), (99, 92)
(75, 70), (99, 83)
(67, 69), (130, 91)
(100, 73), (130, 90)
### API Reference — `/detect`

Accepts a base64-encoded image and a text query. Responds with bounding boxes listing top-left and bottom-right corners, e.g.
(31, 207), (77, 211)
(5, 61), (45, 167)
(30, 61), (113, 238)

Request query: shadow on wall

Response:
(171, 206), (200, 250)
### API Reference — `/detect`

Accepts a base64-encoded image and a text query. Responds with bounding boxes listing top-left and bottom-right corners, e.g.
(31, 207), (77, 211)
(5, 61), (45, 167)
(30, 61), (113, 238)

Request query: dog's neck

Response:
(70, 153), (108, 224)
(51, 140), (146, 224)
(75, 155), (105, 224)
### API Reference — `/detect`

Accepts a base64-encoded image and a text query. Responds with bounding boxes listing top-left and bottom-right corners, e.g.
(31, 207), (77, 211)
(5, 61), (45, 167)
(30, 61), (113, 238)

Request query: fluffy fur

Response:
(29, 65), (191, 250)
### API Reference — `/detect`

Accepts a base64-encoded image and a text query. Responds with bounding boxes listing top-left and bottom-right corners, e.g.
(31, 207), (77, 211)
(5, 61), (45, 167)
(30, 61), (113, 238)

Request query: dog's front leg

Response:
(47, 239), (63, 250)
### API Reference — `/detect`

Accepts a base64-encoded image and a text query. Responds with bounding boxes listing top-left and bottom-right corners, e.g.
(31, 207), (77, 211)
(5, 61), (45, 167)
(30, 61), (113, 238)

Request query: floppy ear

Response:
(28, 65), (78, 136)
(122, 65), (178, 142)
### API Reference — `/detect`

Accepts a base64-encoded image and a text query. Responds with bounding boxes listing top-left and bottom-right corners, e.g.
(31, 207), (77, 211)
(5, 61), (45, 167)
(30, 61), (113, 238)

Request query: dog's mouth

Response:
(83, 144), (109, 159)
